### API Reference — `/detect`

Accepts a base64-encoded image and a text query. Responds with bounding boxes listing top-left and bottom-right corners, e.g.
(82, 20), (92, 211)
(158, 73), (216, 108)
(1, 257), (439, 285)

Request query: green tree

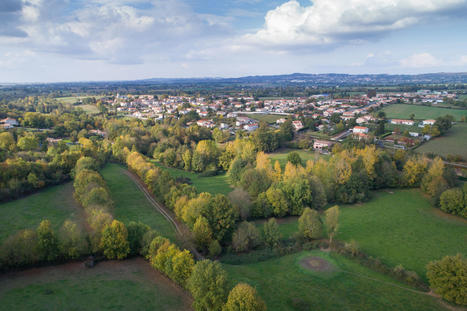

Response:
(204, 194), (239, 243)
(193, 216), (213, 251)
(127, 221), (150, 255)
(37, 219), (59, 261)
(59, 220), (88, 259)
(223, 283), (266, 311)
(287, 152), (302, 166)
(265, 187), (289, 217)
(298, 208), (322, 240)
(426, 254), (467, 305)
(262, 218), (281, 249)
(17, 135), (39, 151)
(324, 205), (339, 246)
(187, 260), (228, 311)
(279, 119), (294, 142)
(208, 240), (222, 258)
(232, 221), (261, 253)
(440, 188), (465, 217)
(100, 220), (130, 260)
(0, 132), (15, 151)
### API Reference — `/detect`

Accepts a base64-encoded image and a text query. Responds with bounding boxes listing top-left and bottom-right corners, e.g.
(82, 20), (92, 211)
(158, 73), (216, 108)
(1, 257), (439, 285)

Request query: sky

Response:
(1, 0), (467, 82)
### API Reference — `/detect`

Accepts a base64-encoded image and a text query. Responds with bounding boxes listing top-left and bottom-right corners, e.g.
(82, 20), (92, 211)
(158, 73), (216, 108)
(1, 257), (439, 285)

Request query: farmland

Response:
(382, 104), (467, 121)
(153, 162), (233, 195)
(416, 123), (467, 157)
(0, 182), (84, 243)
(0, 258), (192, 311)
(224, 250), (445, 311)
(101, 163), (177, 241)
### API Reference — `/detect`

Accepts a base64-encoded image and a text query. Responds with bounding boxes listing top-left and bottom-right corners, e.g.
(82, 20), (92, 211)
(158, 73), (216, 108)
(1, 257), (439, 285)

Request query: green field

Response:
(76, 104), (99, 114)
(269, 148), (325, 168)
(0, 183), (83, 243)
(242, 113), (286, 124)
(382, 104), (467, 121)
(101, 164), (177, 241)
(415, 123), (467, 157)
(153, 162), (232, 195)
(0, 258), (191, 311)
(338, 189), (467, 278)
(224, 250), (445, 311)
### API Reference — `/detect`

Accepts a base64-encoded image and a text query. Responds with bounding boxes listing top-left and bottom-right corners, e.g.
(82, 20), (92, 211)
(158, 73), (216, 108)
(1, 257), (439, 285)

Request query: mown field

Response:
(0, 182), (84, 243)
(269, 148), (325, 168)
(337, 189), (467, 278)
(224, 250), (445, 311)
(153, 162), (232, 195)
(382, 104), (467, 121)
(0, 258), (192, 311)
(415, 123), (467, 157)
(101, 163), (177, 241)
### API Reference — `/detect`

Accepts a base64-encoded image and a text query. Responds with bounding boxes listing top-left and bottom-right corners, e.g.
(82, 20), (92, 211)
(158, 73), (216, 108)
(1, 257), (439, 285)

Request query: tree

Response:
(193, 216), (213, 251)
(232, 221), (261, 253)
(324, 205), (339, 246)
(298, 208), (322, 240)
(265, 187), (289, 217)
(426, 254), (467, 305)
(223, 283), (266, 311)
(17, 135), (39, 151)
(37, 219), (59, 261)
(208, 240), (222, 258)
(440, 188), (465, 217)
(127, 221), (150, 255)
(279, 119), (294, 142)
(0, 132), (15, 151)
(287, 152), (302, 166)
(100, 220), (130, 260)
(187, 260), (228, 311)
(171, 249), (195, 287)
(59, 220), (88, 259)
(204, 194), (239, 243)
(262, 218), (281, 249)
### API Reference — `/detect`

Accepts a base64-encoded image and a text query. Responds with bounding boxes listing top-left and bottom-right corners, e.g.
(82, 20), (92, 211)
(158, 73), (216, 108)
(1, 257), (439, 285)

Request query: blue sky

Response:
(1, 0), (467, 82)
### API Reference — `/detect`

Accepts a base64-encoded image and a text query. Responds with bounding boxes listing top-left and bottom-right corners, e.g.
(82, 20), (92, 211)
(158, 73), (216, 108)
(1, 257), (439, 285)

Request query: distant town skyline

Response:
(1, 0), (467, 82)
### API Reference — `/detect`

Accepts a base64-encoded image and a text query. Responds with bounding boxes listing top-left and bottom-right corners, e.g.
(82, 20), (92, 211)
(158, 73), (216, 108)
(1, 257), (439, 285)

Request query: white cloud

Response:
(400, 53), (440, 68)
(245, 0), (467, 48)
(460, 55), (467, 65)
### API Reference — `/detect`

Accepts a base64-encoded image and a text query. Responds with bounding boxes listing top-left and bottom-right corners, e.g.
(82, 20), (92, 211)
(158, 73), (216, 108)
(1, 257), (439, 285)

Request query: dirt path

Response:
(123, 169), (204, 260)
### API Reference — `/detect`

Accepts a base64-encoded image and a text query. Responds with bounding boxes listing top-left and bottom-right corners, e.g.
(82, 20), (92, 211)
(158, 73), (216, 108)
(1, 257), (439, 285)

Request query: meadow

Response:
(153, 162), (233, 195)
(415, 123), (467, 157)
(0, 182), (84, 243)
(223, 250), (445, 311)
(242, 113), (286, 124)
(382, 104), (467, 121)
(101, 163), (177, 241)
(0, 258), (192, 311)
(268, 148), (325, 169)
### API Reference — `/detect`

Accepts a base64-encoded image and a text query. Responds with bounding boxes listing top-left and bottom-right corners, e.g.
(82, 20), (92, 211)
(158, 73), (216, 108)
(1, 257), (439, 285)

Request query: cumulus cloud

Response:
(400, 53), (440, 68)
(245, 0), (467, 48)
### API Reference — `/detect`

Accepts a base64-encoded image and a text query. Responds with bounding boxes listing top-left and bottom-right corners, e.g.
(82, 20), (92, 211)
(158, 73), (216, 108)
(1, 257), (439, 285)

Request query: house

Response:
(0, 117), (18, 129)
(236, 116), (252, 127)
(390, 119), (414, 126)
(243, 123), (259, 131)
(276, 118), (287, 124)
(409, 132), (420, 137)
(197, 119), (215, 128)
(292, 120), (304, 131)
(422, 119), (436, 126)
(313, 140), (334, 151)
(352, 126), (369, 134)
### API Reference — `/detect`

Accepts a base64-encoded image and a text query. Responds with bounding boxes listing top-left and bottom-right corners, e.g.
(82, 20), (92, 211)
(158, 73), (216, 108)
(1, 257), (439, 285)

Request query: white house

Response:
(422, 119), (436, 125)
(0, 117), (18, 128)
(292, 120), (304, 131)
(390, 119), (415, 126)
(313, 140), (334, 151)
(352, 126), (369, 134)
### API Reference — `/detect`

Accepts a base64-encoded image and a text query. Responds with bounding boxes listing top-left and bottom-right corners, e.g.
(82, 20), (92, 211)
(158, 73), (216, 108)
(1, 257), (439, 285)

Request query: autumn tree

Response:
(37, 220), (59, 261)
(59, 220), (88, 259)
(324, 205), (339, 246)
(223, 283), (266, 311)
(193, 216), (213, 252)
(100, 220), (130, 260)
(204, 194), (239, 243)
(232, 221), (261, 253)
(298, 208), (322, 240)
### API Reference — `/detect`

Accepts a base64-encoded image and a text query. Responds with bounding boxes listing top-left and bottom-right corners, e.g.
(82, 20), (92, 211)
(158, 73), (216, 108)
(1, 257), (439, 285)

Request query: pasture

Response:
(153, 162), (232, 195)
(224, 250), (445, 311)
(382, 104), (467, 121)
(0, 182), (84, 243)
(337, 189), (467, 278)
(101, 164), (177, 241)
(0, 258), (192, 311)
(242, 113), (286, 124)
(268, 148), (325, 169)
(415, 123), (467, 157)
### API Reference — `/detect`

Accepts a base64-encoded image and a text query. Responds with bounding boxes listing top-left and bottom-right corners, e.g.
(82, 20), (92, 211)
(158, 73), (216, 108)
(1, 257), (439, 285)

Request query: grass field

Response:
(338, 189), (467, 278)
(0, 183), (84, 243)
(101, 164), (177, 241)
(242, 113), (286, 124)
(224, 250), (445, 311)
(415, 123), (467, 157)
(382, 104), (467, 121)
(0, 258), (192, 311)
(75, 104), (99, 114)
(269, 148), (325, 168)
(153, 162), (233, 195)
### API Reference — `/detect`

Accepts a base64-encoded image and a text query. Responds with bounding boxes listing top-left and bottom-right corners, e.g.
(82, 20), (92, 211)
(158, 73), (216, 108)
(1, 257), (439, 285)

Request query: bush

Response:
(0, 229), (40, 267)
(232, 222), (261, 253)
(100, 220), (130, 260)
(223, 283), (266, 311)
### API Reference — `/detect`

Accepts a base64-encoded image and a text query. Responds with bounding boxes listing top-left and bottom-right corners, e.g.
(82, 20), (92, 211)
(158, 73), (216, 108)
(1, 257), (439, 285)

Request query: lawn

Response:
(101, 163), (177, 241)
(0, 182), (84, 243)
(269, 148), (325, 168)
(0, 258), (192, 311)
(242, 113), (286, 124)
(224, 250), (445, 311)
(337, 189), (467, 278)
(153, 162), (233, 195)
(382, 104), (467, 121)
(415, 123), (467, 157)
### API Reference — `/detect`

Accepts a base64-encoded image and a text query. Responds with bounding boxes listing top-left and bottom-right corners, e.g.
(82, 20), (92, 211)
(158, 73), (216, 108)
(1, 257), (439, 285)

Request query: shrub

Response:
(232, 222), (261, 253)
(223, 283), (266, 311)
(100, 220), (130, 260)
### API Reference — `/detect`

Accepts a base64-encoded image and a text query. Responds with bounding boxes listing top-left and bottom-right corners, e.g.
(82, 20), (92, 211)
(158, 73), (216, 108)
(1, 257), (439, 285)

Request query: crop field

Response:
(415, 123), (467, 157)
(0, 182), (84, 243)
(382, 104), (467, 121)
(269, 148), (325, 168)
(0, 258), (192, 311)
(242, 113), (286, 124)
(101, 164), (177, 241)
(153, 162), (232, 195)
(337, 189), (467, 278)
(224, 250), (445, 311)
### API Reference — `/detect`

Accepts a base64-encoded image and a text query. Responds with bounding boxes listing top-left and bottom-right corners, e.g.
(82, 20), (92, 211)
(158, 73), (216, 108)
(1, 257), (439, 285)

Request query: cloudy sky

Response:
(1, 0), (467, 82)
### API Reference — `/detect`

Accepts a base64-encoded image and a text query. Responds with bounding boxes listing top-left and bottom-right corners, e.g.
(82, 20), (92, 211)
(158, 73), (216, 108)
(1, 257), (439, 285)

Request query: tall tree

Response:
(223, 283), (266, 311)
